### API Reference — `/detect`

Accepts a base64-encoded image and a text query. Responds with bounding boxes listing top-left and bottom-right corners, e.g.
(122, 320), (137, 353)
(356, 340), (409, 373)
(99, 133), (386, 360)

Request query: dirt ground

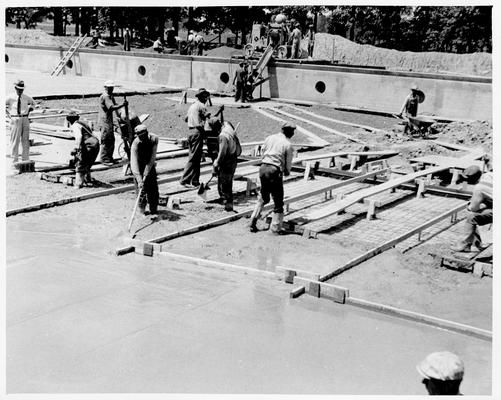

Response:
(7, 92), (493, 332)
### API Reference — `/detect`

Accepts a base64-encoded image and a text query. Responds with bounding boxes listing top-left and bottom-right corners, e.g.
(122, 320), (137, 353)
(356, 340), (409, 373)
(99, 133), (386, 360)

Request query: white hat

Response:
(104, 80), (115, 87)
(417, 352), (464, 381)
(134, 124), (148, 134)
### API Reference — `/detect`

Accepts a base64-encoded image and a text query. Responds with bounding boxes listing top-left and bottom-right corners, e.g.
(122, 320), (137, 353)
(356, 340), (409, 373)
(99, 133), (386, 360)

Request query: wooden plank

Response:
(346, 296), (491, 341)
(284, 104), (379, 132)
(305, 166), (447, 222)
(143, 170), (384, 245)
(433, 140), (485, 157)
(269, 107), (368, 145)
(295, 150), (398, 164)
(158, 251), (277, 280)
(8, 160), (259, 217)
(409, 155), (484, 170)
(319, 202), (468, 281)
(252, 106), (330, 147)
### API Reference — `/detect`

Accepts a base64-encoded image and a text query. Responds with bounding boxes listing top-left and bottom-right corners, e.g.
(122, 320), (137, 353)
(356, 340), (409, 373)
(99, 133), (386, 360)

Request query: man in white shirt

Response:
(5, 79), (35, 171)
(249, 122), (295, 233)
(290, 22), (302, 58)
(180, 88), (211, 187)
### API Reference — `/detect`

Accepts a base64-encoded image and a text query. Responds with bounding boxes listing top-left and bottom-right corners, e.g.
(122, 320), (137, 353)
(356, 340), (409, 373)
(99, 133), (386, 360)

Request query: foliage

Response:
(5, 6), (492, 53)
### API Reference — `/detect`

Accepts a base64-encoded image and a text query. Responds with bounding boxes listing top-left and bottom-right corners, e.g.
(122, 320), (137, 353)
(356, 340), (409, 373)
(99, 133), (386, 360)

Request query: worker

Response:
(153, 37), (163, 53)
(117, 106), (142, 163)
(187, 30), (195, 55)
(290, 22), (302, 59)
(66, 111), (100, 188)
(179, 88), (211, 187)
(213, 121), (242, 212)
(5, 79), (35, 173)
(123, 27), (131, 51)
(194, 32), (204, 55)
(130, 124), (159, 216)
(267, 23), (281, 48)
(97, 80), (127, 166)
(233, 62), (248, 103)
(307, 24), (315, 58)
(451, 165), (492, 252)
(249, 122), (295, 234)
(399, 84), (424, 134)
(166, 27), (176, 48)
(204, 105), (225, 162)
(417, 351), (464, 395)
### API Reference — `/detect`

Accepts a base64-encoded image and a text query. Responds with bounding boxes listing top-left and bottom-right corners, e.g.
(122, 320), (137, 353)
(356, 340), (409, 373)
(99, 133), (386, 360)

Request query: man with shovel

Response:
(249, 121), (295, 234)
(213, 121), (242, 212)
(130, 124), (159, 216)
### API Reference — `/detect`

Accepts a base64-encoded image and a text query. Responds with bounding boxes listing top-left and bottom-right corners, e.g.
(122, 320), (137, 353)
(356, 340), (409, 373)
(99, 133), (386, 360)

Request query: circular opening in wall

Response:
(219, 72), (229, 84)
(315, 81), (326, 93)
(138, 65), (146, 76)
(65, 59), (73, 69)
(5, 54), (9, 63)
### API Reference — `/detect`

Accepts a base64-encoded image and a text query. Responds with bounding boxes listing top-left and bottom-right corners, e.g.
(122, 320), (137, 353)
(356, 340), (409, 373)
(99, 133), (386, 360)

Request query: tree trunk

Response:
(74, 8), (80, 36)
(53, 7), (64, 36)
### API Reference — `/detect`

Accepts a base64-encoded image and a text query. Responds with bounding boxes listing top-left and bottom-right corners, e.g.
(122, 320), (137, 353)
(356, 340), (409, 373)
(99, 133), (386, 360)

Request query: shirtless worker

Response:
(249, 122), (295, 234)
(399, 84), (424, 134)
(66, 111), (100, 188)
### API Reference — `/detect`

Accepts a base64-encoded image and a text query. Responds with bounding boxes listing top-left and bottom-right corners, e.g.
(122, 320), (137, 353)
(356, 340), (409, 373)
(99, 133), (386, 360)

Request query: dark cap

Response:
(195, 88), (210, 98)
(458, 165), (482, 184)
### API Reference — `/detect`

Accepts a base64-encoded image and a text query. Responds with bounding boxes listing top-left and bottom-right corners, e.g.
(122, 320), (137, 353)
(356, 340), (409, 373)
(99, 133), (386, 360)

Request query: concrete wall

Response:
(5, 45), (491, 121)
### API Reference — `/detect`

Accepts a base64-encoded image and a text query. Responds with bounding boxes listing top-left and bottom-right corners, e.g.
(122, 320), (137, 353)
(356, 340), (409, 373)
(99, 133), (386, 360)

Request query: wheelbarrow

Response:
(407, 115), (436, 137)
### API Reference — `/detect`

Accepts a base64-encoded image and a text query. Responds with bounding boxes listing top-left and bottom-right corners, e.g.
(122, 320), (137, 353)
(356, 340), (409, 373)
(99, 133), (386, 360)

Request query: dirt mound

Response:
(205, 45), (243, 58)
(5, 28), (88, 47)
(434, 120), (492, 154)
(313, 33), (492, 77)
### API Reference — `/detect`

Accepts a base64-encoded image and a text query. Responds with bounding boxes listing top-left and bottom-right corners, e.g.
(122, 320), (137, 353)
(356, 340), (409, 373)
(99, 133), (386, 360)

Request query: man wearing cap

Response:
(5, 79), (35, 170)
(180, 89), (211, 187)
(233, 62), (248, 103)
(66, 111), (100, 188)
(290, 22), (302, 59)
(213, 121), (242, 212)
(249, 122), (295, 233)
(130, 124), (159, 216)
(451, 165), (492, 252)
(417, 351), (464, 395)
(399, 84), (424, 134)
(98, 80), (127, 166)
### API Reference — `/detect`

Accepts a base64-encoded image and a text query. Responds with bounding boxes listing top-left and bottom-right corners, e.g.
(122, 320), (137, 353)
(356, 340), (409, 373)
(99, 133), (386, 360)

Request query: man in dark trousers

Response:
(180, 88), (211, 187)
(399, 84), (424, 134)
(123, 28), (131, 51)
(130, 124), (159, 216)
(213, 121), (242, 212)
(233, 62), (248, 103)
(97, 80), (127, 165)
(66, 111), (100, 188)
(249, 122), (295, 234)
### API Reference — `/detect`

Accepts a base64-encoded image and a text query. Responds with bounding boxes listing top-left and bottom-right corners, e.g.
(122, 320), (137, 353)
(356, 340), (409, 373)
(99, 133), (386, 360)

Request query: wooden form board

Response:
(142, 169), (385, 246)
(433, 140), (485, 158)
(252, 106), (330, 147)
(283, 104), (379, 132)
(410, 155), (484, 170)
(319, 201), (468, 281)
(268, 107), (368, 145)
(7, 159), (260, 217)
(305, 165), (448, 222)
(295, 150), (398, 164)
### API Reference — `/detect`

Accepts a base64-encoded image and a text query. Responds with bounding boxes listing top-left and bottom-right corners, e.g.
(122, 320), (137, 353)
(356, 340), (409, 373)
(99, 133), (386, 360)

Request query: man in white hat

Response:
(130, 124), (159, 216)
(5, 79), (35, 171)
(179, 88), (211, 188)
(417, 351), (464, 395)
(97, 80), (127, 166)
(249, 121), (295, 234)
(399, 84), (425, 134)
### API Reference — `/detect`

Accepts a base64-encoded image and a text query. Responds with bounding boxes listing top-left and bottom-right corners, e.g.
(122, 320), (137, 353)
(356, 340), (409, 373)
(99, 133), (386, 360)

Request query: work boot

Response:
(224, 202), (234, 212)
(270, 212), (284, 234)
(85, 172), (93, 185)
(249, 199), (264, 232)
(75, 172), (86, 188)
(249, 218), (258, 233)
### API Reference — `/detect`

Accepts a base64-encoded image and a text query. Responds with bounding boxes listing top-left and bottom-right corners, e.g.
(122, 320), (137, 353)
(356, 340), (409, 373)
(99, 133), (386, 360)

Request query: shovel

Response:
(197, 174), (216, 200)
(128, 187), (143, 234)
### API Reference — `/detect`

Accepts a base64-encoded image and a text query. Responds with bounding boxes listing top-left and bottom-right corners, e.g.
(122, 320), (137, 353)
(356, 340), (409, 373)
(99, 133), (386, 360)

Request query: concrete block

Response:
(14, 160), (35, 173)
(167, 197), (181, 210)
(275, 266), (296, 283)
(473, 262), (492, 278)
(143, 242), (154, 257)
(320, 283), (349, 304)
(293, 276), (320, 297)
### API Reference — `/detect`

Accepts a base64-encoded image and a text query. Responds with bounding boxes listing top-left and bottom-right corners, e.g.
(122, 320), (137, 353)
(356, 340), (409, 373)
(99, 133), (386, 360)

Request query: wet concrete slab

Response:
(6, 215), (492, 394)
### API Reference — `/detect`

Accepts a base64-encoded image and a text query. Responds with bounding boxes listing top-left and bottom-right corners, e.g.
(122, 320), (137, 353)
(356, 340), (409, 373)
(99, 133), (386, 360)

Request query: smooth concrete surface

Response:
(5, 45), (492, 121)
(6, 212), (492, 394)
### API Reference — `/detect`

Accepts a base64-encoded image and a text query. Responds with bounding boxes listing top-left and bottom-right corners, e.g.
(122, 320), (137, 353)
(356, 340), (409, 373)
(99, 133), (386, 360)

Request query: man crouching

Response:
(66, 111), (100, 188)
